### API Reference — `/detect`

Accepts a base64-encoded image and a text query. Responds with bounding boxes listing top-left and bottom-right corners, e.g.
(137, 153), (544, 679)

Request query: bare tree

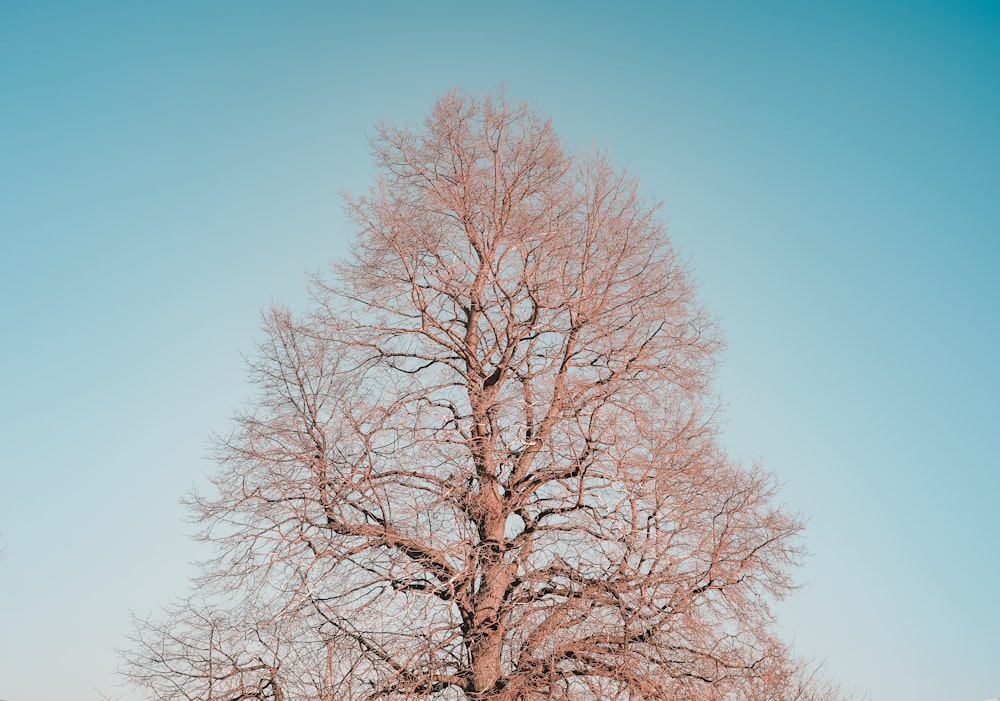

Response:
(123, 90), (835, 700)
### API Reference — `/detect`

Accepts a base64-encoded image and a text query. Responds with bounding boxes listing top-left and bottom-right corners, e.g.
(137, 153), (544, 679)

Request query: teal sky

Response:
(1, 3), (997, 700)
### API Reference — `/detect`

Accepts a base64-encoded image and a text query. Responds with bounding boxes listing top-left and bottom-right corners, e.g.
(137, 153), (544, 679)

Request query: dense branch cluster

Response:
(123, 91), (838, 701)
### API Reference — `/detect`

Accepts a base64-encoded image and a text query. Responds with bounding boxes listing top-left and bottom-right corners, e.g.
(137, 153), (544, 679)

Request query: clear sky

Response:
(1, 2), (997, 700)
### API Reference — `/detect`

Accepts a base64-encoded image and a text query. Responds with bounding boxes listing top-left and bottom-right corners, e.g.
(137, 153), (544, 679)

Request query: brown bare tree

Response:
(123, 90), (836, 701)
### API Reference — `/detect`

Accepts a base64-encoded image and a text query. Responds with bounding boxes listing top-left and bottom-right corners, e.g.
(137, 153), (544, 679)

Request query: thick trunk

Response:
(469, 626), (504, 695)
(467, 470), (511, 696)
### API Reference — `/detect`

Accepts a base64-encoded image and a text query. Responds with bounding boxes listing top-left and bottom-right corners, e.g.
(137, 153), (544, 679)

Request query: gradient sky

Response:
(1, 2), (997, 700)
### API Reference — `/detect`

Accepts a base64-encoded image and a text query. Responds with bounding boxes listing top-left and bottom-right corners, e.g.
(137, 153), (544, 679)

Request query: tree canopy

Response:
(123, 90), (837, 701)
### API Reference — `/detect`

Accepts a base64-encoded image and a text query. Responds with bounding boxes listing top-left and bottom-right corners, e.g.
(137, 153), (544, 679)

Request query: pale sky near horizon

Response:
(1, 2), (998, 700)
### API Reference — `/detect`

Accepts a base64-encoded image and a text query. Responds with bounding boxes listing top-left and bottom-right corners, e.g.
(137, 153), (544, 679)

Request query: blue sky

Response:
(1, 2), (997, 700)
